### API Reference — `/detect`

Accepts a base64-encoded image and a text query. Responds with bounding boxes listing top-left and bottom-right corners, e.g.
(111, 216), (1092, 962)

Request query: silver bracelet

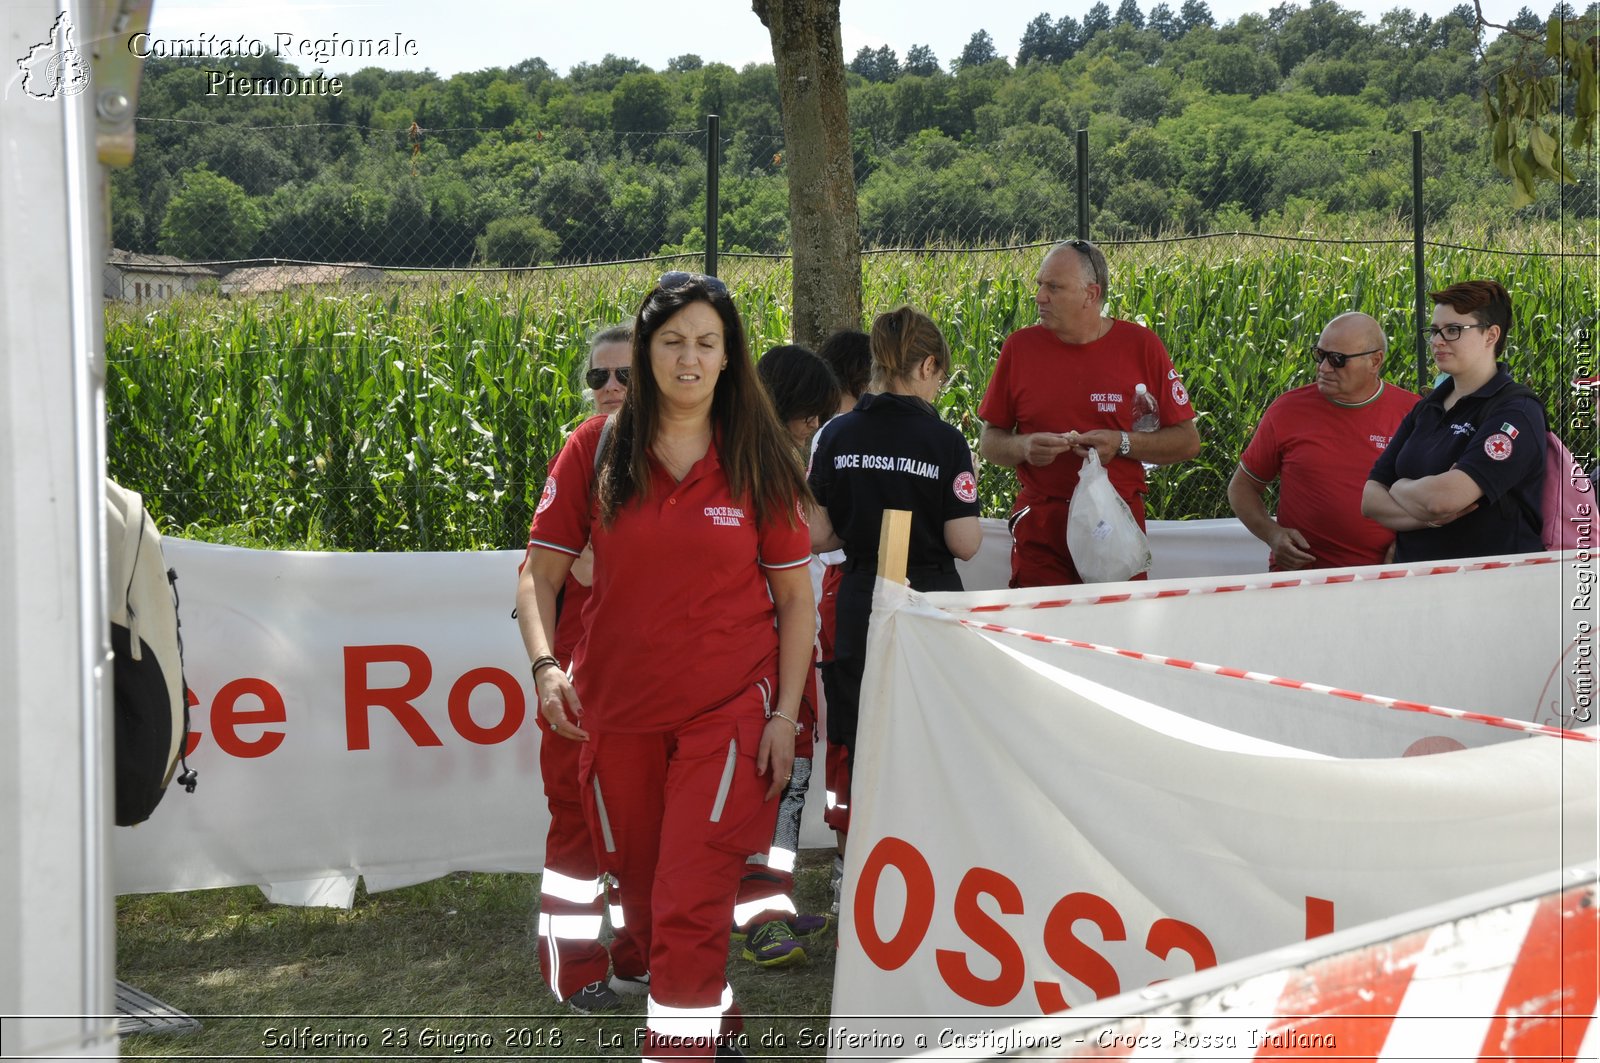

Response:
(766, 709), (802, 733)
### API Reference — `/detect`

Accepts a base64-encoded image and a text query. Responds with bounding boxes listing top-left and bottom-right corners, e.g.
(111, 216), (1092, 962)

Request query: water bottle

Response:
(1131, 383), (1160, 433)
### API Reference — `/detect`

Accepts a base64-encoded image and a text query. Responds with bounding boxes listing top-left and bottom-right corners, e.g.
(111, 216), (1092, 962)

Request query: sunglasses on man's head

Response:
(659, 270), (729, 295)
(1066, 239), (1107, 291)
(1312, 346), (1381, 368)
(585, 366), (631, 389)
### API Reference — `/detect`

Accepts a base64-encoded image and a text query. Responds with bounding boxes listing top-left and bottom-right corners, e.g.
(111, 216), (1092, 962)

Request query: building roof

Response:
(220, 262), (384, 295)
(105, 250), (221, 277)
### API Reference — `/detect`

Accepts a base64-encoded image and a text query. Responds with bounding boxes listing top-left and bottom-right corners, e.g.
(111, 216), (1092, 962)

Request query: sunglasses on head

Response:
(659, 270), (729, 295)
(1067, 239), (1106, 291)
(1312, 346), (1381, 368)
(585, 366), (631, 389)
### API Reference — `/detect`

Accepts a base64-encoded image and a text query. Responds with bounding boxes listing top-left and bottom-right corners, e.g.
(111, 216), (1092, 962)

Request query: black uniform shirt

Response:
(1369, 365), (1546, 562)
(808, 392), (981, 571)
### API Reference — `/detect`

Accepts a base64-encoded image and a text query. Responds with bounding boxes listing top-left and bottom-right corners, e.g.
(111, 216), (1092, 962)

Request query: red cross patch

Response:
(536, 475), (558, 514)
(1483, 433), (1514, 461)
(953, 471), (978, 504)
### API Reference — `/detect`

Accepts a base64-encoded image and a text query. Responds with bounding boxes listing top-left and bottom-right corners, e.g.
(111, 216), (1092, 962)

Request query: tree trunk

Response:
(753, 0), (862, 349)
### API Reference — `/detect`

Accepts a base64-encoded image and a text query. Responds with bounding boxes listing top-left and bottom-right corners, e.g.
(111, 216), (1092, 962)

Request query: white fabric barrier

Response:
(830, 557), (1596, 1056)
(957, 516), (1264, 591)
(111, 541), (839, 903)
(110, 518), (1258, 902)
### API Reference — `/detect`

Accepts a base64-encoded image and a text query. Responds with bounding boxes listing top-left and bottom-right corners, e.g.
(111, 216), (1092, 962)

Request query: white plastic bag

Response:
(1065, 450), (1152, 583)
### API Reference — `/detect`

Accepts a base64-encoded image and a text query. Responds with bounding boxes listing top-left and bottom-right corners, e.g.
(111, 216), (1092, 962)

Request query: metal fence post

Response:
(1076, 128), (1090, 240)
(705, 114), (720, 278)
(1413, 129), (1427, 393)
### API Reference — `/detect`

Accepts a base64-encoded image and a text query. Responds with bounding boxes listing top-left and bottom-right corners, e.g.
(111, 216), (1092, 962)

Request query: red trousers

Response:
(583, 681), (781, 1061)
(537, 727), (645, 1000)
(1008, 492), (1148, 588)
(734, 663), (818, 928)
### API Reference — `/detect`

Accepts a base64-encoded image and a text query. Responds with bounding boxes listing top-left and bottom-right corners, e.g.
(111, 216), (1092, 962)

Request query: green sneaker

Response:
(741, 919), (808, 968)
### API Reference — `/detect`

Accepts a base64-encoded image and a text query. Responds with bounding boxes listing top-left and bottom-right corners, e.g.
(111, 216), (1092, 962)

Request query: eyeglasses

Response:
(1067, 239), (1107, 292)
(659, 271), (729, 295)
(1422, 322), (1491, 343)
(1312, 346), (1382, 368)
(585, 366), (631, 389)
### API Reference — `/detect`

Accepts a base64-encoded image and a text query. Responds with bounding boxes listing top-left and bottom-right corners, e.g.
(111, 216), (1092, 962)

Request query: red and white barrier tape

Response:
(953, 555), (1563, 615)
(1051, 881), (1597, 1061)
(956, 616), (1596, 743)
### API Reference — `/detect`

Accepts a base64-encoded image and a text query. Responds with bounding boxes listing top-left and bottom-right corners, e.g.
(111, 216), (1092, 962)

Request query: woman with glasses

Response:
(526, 324), (647, 1015)
(582, 323), (632, 415)
(518, 273), (813, 1060)
(808, 307), (982, 825)
(1363, 280), (1547, 561)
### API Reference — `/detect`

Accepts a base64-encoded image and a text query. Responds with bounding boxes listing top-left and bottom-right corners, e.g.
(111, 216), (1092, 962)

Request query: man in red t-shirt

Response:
(978, 241), (1201, 588)
(1228, 312), (1420, 570)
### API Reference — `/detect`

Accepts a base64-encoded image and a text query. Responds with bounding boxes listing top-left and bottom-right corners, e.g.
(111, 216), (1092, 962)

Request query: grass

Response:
(119, 852), (840, 1061)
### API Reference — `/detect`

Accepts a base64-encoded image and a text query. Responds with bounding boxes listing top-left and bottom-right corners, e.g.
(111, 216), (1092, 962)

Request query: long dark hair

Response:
(597, 277), (810, 526)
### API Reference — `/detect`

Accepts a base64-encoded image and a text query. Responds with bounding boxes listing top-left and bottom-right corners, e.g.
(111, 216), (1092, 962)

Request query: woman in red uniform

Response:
(529, 324), (645, 1013)
(517, 273), (813, 1061)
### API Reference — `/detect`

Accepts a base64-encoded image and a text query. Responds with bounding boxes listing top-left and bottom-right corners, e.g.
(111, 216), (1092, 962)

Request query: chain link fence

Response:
(105, 116), (1598, 551)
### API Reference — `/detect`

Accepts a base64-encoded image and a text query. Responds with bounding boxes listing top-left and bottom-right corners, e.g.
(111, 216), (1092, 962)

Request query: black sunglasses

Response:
(659, 270), (729, 295)
(585, 366), (631, 389)
(1312, 346), (1382, 368)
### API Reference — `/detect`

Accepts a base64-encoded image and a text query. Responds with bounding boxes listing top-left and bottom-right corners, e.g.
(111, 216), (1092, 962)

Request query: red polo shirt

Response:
(529, 415), (811, 733)
(978, 320), (1195, 505)
(1239, 381), (1419, 569)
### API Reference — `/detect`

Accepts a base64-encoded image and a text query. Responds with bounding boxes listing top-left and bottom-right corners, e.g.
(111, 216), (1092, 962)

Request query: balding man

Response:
(1228, 312), (1420, 570)
(979, 240), (1201, 587)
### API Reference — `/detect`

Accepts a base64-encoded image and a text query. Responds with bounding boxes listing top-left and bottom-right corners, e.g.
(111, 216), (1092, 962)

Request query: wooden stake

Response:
(876, 509), (911, 586)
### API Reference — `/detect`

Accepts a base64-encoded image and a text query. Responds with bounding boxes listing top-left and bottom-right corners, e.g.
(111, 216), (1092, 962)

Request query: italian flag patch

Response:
(1500, 423), (1519, 439)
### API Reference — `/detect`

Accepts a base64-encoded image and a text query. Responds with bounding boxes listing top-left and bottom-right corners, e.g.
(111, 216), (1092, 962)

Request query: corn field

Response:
(106, 241), (1598, 552)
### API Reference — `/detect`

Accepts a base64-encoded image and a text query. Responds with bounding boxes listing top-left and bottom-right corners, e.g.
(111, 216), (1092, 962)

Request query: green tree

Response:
(1083, 3), (1114, 39)
(1148, 3), (1181, 39)
(476, 216), (559, 265)
(611, 72), (674, 132)
(158, 166), (264, 261)
(904, 44), (941, 75)
(1180, 0), (1215, 30)
(1019, 14), (1065, 64)
(957, 30), (1000, 70)
(850, 45), (901, 82)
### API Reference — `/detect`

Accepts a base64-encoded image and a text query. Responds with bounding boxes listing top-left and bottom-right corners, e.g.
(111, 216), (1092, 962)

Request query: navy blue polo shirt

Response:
(1369, 366), (1546, 562)
(808, 392), (981, 572)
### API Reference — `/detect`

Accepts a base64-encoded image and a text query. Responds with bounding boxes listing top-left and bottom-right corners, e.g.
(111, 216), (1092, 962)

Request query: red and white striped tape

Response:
(956, 616), (1596, 743)
(951, 555), (1563, 615)
(1047, 880), (1598, 1061)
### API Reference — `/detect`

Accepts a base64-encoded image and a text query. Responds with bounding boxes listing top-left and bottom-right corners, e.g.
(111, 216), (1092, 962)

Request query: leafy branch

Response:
(1479, 5), (1599, 207)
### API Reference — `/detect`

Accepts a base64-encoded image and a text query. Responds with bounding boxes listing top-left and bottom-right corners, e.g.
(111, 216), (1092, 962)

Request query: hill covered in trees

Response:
(113, 0), (1591, 268)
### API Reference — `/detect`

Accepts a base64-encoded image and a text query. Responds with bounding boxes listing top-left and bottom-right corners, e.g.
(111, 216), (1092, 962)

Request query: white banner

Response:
(830, 555), (1597, 1056)
(112, 541), (847, 903)
(111, 519), (1263, 902)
